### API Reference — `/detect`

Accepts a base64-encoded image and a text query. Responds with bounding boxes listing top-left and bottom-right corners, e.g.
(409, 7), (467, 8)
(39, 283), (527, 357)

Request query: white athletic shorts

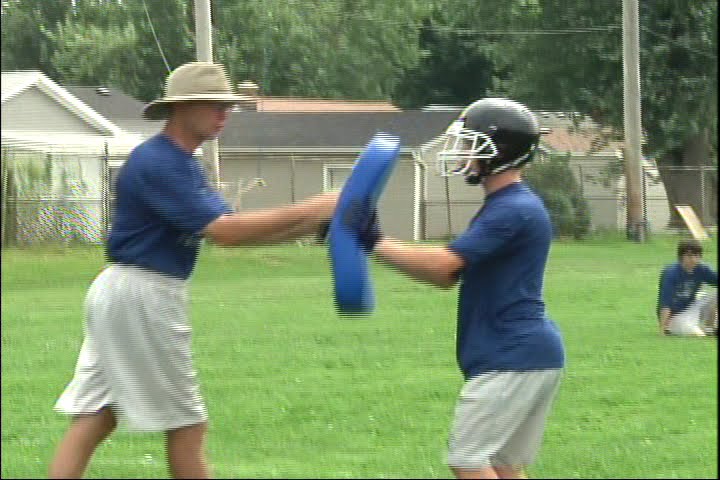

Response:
(668, 291), (718, 336)
(447, 369), (562, 469)
(54, 264), (207, 432)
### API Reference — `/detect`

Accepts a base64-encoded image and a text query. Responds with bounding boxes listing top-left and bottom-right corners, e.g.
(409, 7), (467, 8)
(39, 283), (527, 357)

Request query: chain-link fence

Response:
(1, 141), (111, 248)
(2, 140), (717, 246)
(653, 165), (718, 228)
(575, 161), (716, 235)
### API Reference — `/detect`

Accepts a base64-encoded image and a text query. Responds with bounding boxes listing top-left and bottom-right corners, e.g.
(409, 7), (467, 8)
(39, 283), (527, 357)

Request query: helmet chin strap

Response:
(464, 147), (534, 185)
(465, 173), (484, 185)
(465, 173), (483, 185)
(463, 158), (489, 185)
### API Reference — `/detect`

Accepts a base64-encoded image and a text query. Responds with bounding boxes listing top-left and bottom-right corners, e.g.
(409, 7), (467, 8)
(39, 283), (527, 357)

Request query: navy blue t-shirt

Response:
(108, 134), (232, 279)
(657, 262), (717, 315)
(449, 182), (565, 380)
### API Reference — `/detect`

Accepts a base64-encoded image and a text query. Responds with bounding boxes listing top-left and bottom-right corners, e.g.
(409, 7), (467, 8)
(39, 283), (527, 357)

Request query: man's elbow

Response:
(206, 233), (233, 247)
(433, 257), (463, 289)
(204, 217), (237, 246)
(434, 279), (457, 289)
(431, 270), (460, 289)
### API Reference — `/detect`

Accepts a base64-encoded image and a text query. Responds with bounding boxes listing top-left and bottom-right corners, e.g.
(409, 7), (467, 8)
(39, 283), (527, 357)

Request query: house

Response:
(63, 85), (164, 141)
(216, 109), (459, 240)
(533, 111), (672, 232)
(60, 80), (676, 240)
(235, 81), (401, 112)
(63, 85), (165, 195)
(1, 71), (146, 245)
(67, 84), (463, 241)
(1, 72), (146, 158)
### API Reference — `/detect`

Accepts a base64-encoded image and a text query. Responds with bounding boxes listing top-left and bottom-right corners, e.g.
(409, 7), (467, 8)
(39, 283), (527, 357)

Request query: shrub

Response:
(524, 154), (591, 239)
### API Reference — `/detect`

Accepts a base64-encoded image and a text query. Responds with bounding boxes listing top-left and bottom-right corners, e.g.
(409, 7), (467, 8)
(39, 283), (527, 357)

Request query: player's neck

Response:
(681, 261), (697, 273)
(163, 122), (204, 154)
(483, 169), (523, 195)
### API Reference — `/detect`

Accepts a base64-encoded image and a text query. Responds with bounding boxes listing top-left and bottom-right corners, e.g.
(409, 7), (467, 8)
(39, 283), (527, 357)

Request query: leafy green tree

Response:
(1, 0), (70, 76)
(1, 0), (192, 101)
(525, 154), (591, 239)
(392, 0), (526, 108)
(392, 16), (496, 108)
(492, 0), (717, 226)
(215, 0), (430, 99)
(49, 0), (194, 102)
(3, 0), (430, 102)
(389, 0), (716, 226)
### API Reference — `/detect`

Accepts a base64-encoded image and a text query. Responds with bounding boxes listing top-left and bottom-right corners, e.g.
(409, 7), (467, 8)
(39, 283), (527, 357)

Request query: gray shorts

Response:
(447, 369), (562, 469)
(54, 264), (207, 432)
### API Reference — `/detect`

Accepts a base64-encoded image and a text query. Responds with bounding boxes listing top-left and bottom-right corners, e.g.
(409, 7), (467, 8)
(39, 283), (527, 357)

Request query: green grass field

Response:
(1, 235), (717, 479)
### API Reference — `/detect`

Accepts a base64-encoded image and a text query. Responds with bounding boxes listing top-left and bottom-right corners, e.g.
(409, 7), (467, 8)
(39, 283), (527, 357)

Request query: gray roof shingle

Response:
(222, 111), (458, 149)
(17, 81), (612, 153)
(64, 86), (459, 149)
(64, 86), (164, 136)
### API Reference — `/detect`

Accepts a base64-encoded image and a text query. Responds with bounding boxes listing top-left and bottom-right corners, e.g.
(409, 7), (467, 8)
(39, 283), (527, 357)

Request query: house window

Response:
(323, 164), (354, 191)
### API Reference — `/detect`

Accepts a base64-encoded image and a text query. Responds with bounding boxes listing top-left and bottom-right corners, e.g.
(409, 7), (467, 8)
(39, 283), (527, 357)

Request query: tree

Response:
(3, 0), (430, 103)
(1, 0), (71, 77)
(392, 16), (496, 108)
(524, 154), (591, 239)
(392, 0), (522, 108)
(2, 0), (194, 102)
(49, 0), (194, 102)
(491, 0), (717, 227)
(215, 0), (430, 100)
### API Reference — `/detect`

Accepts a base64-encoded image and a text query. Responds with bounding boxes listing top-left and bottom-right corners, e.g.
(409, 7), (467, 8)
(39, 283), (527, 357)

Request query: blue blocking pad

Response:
(329, 133), (401, 315)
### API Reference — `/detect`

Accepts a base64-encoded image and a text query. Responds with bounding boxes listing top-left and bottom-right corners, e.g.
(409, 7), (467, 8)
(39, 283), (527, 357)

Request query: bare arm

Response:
(204, 192), (338, 246)
(659, 307), (672, 334)
(249, 218), (325, 245)
(373, 237), (465, 288)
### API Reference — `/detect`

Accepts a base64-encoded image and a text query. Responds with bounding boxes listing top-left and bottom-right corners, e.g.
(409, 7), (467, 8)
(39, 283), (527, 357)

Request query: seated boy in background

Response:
(658, 239), (717, 336)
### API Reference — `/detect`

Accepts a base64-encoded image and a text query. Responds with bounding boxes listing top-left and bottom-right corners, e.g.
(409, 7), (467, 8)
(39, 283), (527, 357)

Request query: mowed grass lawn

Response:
(1, 235), (717, 479)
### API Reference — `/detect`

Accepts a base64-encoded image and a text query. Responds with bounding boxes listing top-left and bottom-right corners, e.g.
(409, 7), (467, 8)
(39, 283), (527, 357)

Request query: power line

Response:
(142, 0), (172, 73)
(639, 25), (717, 61)
(281, 7), (622, 35)
(433, 25), (621, 35)
(321, 16), (622, 35)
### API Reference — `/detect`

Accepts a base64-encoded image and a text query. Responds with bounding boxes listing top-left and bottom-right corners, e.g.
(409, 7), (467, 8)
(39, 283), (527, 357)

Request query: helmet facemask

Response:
(436, 120), (498, 184)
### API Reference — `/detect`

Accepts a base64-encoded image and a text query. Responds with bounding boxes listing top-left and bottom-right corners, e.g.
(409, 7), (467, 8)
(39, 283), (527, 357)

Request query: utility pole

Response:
(622, 0), (646, 241)
(194, 0), (221, 189)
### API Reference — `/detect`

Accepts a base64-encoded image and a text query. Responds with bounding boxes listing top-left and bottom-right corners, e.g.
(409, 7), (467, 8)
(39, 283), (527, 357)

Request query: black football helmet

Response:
(437, 98), (540, 185)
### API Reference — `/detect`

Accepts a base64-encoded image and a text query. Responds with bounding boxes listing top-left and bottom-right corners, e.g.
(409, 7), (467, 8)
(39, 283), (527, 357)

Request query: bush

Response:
(524, 154), (591, 239)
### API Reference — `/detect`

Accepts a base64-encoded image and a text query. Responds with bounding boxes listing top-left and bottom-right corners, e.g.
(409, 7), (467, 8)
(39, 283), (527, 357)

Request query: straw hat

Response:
(143, 62), (246, 120)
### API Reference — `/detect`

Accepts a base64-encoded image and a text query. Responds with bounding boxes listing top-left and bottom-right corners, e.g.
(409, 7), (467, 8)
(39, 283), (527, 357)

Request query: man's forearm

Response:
(247, 220), (323, 245)
(206, 192), (337, 246)
(659, 308), (672, 333)
(374, 238), (462, 288)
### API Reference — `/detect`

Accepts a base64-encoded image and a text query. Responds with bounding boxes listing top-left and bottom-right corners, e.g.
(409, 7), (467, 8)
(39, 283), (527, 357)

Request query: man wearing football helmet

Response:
(437, 97), (542, 185)
(351, 98), (565, 479)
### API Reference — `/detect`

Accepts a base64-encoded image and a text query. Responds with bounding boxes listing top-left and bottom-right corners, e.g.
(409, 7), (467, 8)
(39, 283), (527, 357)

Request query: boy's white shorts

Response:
(55, 264), (207, 432)
(668, 291), (718, 336)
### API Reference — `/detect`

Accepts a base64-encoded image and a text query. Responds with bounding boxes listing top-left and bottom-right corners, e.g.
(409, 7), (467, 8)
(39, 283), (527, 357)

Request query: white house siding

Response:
(218, 151), (417, 240)
(2, 86), (106, 135)
(417, 139), (484, 239)
(2, 71), (146, 246)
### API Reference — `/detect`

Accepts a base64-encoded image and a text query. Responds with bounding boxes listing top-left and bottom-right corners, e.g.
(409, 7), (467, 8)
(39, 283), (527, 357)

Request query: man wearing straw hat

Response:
(49, 62), (338, 478)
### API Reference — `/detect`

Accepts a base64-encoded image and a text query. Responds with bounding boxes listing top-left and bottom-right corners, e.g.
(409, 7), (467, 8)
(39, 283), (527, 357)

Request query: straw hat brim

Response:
(142, 93), (248, 120)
